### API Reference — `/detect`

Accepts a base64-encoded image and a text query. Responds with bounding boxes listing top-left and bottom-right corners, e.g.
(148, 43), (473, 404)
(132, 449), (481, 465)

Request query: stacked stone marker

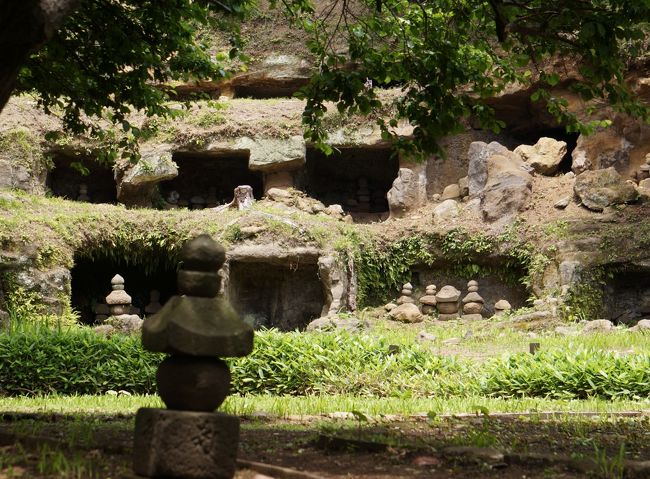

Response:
(435, 285), (461, 320)
(134, 234), (254, 479)
(396, 282), (415, 305)
(419, 284), (437, 315)
(461, 280), (485, 321)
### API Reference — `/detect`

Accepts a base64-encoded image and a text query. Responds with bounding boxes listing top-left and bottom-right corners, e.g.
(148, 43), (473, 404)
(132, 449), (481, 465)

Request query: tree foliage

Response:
(10, 0), (650, 159)
(14, 0), (249, 161)
(299, 0), (650, 156)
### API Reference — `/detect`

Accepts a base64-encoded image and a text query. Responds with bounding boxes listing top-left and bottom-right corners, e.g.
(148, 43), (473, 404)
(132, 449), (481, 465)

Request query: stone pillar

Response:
(134, 235), (254, 479)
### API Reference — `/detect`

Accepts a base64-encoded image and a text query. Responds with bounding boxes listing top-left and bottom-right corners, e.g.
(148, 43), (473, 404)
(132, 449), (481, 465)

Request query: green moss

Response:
(0, 128), (50, 174)
(562, 267), (608, 321)
(350, 228), (546, 307)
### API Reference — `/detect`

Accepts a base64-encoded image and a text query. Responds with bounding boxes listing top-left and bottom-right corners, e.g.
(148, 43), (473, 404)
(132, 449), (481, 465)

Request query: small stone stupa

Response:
(461, 280), (484, 321)
(435, 285), (461, 320)
(134, 234), (254, 479)
(104, 274), (142, 333)
(419, 284), (437, 314)
(77, 183), (90, 202)
(396, 282), (415, 305)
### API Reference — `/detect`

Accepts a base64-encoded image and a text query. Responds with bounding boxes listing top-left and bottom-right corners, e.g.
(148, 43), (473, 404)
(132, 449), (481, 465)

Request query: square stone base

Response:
(133, 408), (239, 479)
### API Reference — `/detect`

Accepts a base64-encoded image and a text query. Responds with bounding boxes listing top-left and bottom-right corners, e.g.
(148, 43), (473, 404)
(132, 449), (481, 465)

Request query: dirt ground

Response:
(1, 411), (649, 478)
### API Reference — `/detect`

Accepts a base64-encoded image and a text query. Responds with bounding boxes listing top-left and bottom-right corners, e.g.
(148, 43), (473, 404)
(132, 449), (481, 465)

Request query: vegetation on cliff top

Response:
(7, 0), (650, 160)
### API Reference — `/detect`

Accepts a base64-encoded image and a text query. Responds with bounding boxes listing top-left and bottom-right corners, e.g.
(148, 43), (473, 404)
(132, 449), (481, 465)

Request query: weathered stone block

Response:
(133, 408), (239, 479)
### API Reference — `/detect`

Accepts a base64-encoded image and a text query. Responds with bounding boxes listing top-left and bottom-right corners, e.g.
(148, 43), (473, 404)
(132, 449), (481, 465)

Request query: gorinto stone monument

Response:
(133, 234), (254, 479)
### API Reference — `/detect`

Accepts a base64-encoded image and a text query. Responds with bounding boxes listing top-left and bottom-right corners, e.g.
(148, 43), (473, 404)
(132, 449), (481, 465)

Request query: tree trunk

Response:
(0, 0), (79, 111)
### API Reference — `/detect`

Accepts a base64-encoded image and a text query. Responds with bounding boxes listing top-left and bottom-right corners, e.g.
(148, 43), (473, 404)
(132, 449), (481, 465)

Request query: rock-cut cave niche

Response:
(227, 260), (325, 331)
(159, 151), (263, 208)
(298, 146), (399, 221)
(47, 154), (117, 203)
(70, 255), (177, 325)
(602, 267), (650, 324)
(410, 268), (528, 316)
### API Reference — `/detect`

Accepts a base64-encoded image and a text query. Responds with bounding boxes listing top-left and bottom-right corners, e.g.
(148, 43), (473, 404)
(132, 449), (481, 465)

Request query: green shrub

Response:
(1, 328), (649, 401)
(0, 328), (161, 395)
(483, 348), (650, 400)
(228, 330), (474, 397)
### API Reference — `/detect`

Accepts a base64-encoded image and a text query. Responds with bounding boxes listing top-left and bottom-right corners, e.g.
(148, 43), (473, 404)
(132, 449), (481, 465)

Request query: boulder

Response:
(306, 315), (368, 332)
(388, 303), (423, 323)
(432, 199), (459, 224)
(387, 166), (427, 218)
(514, 137), (567, 175)
(467, 141), (521, 197)
(629, 319), (650, 332)
(441, 183), (461, 200)
(571, 129), (632, 174)
(480, 154), (533, 222)
(573, 167), (638, 211)
(583, 319), (615, 333)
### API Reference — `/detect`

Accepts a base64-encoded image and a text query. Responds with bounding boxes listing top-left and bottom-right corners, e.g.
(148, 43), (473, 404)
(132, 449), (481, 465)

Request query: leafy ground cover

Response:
(1, 316), (649, 476)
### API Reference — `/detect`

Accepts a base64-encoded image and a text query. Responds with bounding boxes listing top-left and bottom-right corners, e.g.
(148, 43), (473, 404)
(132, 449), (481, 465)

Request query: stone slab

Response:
(134, 408), (239, 479)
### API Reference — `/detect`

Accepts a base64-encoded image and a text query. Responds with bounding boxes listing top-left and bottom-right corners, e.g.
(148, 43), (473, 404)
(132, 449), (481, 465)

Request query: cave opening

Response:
(232, 80), (308, 99)
(227, 260), (324, 331)
(409, 266), (529, 316)
(71, 255), (177, 325)
(299, 146), (399, 220)
(159, 152), (263, 207)
(47, 154), (117, 203)
(602, 268), (650, 324)
(511, 127), (579, 174)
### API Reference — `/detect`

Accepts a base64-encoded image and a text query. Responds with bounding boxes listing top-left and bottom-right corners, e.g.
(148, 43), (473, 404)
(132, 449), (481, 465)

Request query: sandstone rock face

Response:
(432, 199), (459, 224)
(514, 137), (567, 175)
(573, 167), (638, 211)
(117, 148), (177, 206)
(388, 303), (423, 323)
(571, 129), (632, 174)
(237, 135), (306, 173)
(480, 154), (533, 222)
(467, 141), (520, 197)
(387, 166), (427, 218)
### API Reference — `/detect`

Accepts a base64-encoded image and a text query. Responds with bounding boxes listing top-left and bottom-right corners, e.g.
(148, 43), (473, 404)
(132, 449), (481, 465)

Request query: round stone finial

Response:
(178, 235), (225, 297)
(467, 280), (478, 288)
(111, 274), (125, 290)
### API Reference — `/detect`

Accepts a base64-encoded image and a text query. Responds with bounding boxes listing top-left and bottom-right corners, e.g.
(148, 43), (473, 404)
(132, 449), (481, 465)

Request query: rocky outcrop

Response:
(480, 153), (533, 222)
(572, 128), (632, 174)
(467, 141), (521, 197)
(236, 135), (305, 173)
(387, 165), (427, 218)
(514, 137), (567, 176)
(573, 167), (638, 211)
(116, 147), (177, 206)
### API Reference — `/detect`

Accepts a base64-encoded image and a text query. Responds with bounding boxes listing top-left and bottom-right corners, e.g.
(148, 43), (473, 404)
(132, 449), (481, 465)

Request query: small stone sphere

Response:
(157, 356), (231, 412)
